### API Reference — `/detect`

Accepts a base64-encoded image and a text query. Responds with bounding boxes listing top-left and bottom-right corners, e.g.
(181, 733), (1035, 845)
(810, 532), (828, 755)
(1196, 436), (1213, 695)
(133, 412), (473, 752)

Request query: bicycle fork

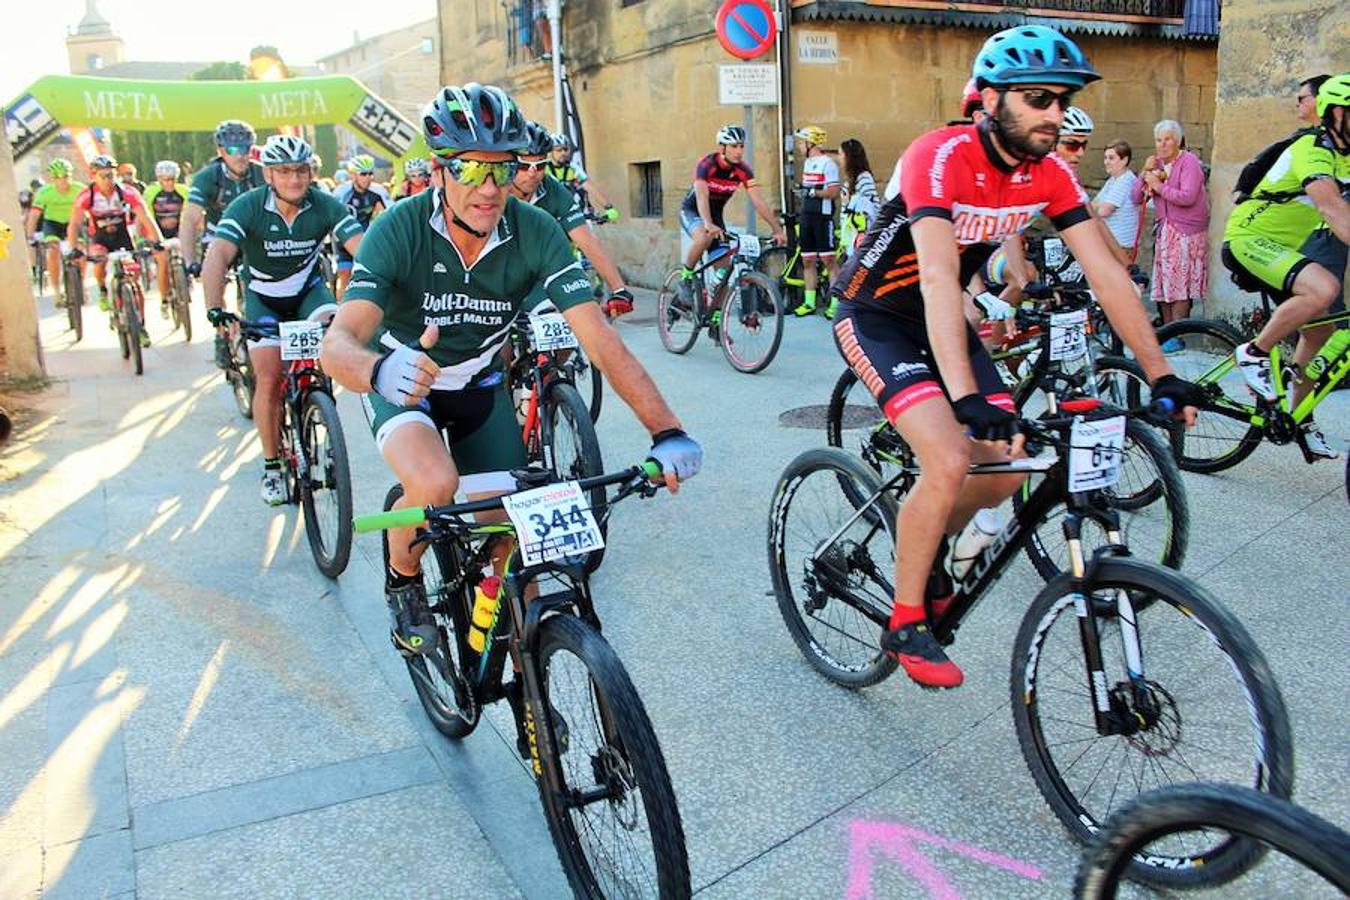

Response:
(1062, 511), (1149, 736)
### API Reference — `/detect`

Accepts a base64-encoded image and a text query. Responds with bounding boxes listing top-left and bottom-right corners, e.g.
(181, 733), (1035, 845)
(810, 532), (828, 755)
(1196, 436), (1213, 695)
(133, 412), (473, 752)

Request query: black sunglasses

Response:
(1058, 139), (1088, 151)
(1004, 87), (1078, 111)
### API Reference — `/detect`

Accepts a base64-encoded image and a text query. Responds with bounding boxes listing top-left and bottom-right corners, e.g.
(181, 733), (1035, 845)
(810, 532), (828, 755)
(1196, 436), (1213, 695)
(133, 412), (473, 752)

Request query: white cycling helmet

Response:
(1059, 106), (1095, 137)
(154, 160), (181, 179)
(715, 125), (747, 145)
(259, 134), (313, 166)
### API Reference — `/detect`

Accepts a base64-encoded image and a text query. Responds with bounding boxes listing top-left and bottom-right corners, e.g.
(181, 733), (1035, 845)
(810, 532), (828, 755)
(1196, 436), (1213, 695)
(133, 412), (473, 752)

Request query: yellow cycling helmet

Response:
(794, 125), (827, 147)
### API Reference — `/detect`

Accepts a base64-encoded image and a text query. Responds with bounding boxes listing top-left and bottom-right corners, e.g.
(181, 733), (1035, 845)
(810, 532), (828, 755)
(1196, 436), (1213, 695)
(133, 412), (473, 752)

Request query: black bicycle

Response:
(769, 401), (1293, 884)
(104, 246), (154, 376)
(1076, 783), (1350, 894)
(358, 463), (691, 899)
(221, 311), (353, 577)
(163, 240), (193, 342)
(61, 253), (84, 343)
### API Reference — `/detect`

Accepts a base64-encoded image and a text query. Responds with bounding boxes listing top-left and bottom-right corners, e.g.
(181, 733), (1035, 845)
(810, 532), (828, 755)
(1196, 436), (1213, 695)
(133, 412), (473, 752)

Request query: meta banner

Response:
(3, 74), (426, 162)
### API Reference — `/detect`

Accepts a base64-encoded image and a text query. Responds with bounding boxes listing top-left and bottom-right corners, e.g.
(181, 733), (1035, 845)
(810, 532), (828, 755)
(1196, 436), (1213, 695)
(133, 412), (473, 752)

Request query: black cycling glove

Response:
(952, 394), (1018, 441)
(1149, 374), (1204, 415)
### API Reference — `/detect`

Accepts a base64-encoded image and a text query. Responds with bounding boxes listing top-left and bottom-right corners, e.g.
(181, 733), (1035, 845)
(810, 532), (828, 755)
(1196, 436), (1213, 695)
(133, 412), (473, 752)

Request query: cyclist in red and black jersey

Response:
(675, 125), (785, 305)
(831, 25), (1201, 689)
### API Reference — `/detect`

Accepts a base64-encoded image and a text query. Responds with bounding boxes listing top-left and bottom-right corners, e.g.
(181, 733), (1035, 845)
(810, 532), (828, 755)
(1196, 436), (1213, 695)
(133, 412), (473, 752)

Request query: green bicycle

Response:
(755, 212), (846, 313)
(1143, 311), (1350, 473)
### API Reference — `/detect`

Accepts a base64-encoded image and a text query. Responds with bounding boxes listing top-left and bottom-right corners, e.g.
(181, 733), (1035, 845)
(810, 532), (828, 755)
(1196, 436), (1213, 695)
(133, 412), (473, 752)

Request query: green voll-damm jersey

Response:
(528, 174), (586, 232)
(215, 186), (362, 301)
(1224, 130), (1350, 249)
(344, 191), (592, 390)
(32, 181), (86, 224)
(188, 158), (266, 225)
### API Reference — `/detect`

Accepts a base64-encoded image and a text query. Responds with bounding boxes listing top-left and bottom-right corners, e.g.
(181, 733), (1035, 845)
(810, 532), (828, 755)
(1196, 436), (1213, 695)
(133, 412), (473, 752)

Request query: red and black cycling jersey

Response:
(680, 152), (756, 221)
(833, 123), (1090, 313)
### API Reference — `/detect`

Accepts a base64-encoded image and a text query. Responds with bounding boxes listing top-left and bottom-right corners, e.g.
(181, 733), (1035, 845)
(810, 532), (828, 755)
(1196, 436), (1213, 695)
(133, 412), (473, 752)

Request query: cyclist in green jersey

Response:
(26, 159), (86, 305)
(203, 135), (364, 505)
(511, 122), (634, 316)
(145, 160), (191, 313)
(1223, 73), (1350, 459)
(547, 131), (619, 221)
(320, 83), (701, 656)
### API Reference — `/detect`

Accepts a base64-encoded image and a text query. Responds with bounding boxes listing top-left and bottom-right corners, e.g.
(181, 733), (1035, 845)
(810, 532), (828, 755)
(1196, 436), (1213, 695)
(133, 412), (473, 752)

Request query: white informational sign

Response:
(528, 311), (578, 352)
(718, 65), (778, 106)
(1069, 415), (1126, 493)
(279, 320), (323, 360)
(797, 30), (838, 64)
(1049, 308), (1089, 361)
(502, 481), (606, 566)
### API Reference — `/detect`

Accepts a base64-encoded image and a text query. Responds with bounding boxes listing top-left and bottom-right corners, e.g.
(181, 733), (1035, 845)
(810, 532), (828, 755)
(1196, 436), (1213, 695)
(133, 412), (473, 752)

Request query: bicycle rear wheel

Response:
(1012, 558), (1294, 886)
(1155, 318), (1262, 473)
(768, 447), (899, 688)
(1076, 783), (1350, 896)
(299, 391), (353, 578)
(536, 614), (691, 899)
(1015, 418), (1187, 579)
(720, 270), (783, 374)
(656, 267), (701, 354)
(64, 264), (83, 343)
(381, 484), (479, 739)
(171, 259), (192, 342)
(122, 285), (144, 375)
(543, 382), (606, 573)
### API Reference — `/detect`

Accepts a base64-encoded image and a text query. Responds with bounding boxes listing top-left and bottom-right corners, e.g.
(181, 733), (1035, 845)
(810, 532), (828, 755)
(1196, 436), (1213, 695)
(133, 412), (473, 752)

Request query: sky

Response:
(6, 0), (438, 102)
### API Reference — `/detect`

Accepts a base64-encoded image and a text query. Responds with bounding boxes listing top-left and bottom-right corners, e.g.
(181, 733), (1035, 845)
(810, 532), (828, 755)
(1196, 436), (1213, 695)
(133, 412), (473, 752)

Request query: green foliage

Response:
(190, 61), (248, 81)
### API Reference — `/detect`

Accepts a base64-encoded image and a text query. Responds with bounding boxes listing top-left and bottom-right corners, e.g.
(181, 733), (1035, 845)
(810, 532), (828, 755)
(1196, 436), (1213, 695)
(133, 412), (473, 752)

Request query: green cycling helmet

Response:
(1316, 73), (1350, 118)
(48, 158), (75, 178)
(349, 154), (377, 174)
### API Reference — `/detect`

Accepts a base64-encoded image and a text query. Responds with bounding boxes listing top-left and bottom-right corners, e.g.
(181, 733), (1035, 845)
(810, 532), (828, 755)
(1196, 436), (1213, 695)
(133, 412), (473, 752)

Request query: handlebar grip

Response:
(353, 506), (427, 534)
(1151, 397), (1176, 415)
(641, 460), (663, 480)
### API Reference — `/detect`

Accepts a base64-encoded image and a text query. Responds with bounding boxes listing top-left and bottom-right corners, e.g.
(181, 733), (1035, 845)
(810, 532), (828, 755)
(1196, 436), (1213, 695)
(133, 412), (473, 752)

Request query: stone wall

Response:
(1207, 0), (1349, 313)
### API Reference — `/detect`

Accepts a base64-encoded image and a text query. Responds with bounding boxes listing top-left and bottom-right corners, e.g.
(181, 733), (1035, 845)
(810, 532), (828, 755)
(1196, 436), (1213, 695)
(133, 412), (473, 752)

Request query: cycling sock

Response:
(1246, 342), (1269, 357)
(386, 565), (417, 590)
(889, 601), (927, 631)
(263, 457), (282, 470)
(804, 289), (817, 307)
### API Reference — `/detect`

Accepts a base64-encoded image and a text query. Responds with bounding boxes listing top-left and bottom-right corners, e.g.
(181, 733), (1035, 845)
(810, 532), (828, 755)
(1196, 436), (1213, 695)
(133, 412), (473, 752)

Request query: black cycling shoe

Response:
(504, 679), (569, 760)
(881, 622), (964, 689)
(386, 581), (438, 656)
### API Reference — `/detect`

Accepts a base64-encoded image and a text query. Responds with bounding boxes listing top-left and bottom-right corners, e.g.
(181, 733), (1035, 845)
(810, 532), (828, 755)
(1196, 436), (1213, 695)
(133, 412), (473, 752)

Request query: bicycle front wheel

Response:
(64, 265), (83, 343)
(656, 267), (701, 354)
(543, 382), (606, 573)
(172, 259), (192, 342)
(536, 614), (691, 900)
(123, 286), (144, 375)
(568, 345), (603, 423)
(720, 270), (783, 374)
(229, 330), (255, 419)
(1012, 558), (1294, 886)
(1156, 318), (1263, 473)
(1076, 783), (1350, 896)
(1016, 418), (1188, 579)
(381, 484), (479, 739)
(768, 447), (900, 688)
(300, 391), (353, 578)
(755, 244), (799, 311)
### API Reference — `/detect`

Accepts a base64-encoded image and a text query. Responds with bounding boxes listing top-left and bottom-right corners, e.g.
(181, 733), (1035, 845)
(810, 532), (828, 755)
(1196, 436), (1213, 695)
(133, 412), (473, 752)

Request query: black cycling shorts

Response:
(832, 299), (1013, 424)
(799, 212), (836, 258)
(89, 230), (135, 255)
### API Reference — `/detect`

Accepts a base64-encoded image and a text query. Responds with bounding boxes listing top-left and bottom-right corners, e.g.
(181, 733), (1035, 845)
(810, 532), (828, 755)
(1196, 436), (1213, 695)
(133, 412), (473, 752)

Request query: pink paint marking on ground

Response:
(844, 819), (1044, 900)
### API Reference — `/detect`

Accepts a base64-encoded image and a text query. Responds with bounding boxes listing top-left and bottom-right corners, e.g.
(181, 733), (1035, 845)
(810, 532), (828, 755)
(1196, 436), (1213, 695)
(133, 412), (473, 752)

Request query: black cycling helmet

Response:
(522, 121), (554, 157)
(89, 154), (118, 170)
(422, 83), (528, 157)
(214, 119), (257, 148)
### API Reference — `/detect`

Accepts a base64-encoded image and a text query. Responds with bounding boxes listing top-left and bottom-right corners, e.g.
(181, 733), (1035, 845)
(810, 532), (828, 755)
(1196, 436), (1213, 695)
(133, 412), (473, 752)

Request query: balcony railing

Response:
(958, 0), (1185, 17)
(505, 0), (552, 67)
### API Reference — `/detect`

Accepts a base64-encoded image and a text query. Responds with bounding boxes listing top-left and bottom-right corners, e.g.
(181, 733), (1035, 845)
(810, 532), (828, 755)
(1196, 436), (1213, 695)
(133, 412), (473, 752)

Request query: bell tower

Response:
(66, 0), (125, 75)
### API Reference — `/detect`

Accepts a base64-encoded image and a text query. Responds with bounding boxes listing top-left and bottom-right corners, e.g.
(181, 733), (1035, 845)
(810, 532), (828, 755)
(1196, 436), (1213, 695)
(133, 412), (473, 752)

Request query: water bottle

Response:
(512, 385), (532, 426)
(467, 575), (502, 653)
(950, 508), (1005, 580)
(1304, 330), (1350, 381)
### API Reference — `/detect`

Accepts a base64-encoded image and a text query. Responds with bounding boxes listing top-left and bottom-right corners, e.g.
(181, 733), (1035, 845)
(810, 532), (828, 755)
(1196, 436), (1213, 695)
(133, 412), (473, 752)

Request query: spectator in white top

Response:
(839, 138), (878, 261)
(1095, 139), (1142, 257)
(791, 125), (842, 319)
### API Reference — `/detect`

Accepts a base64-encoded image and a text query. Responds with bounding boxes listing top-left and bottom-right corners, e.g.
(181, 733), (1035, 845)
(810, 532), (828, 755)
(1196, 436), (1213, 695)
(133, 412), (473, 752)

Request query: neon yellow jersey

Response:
(1225, 131), (1350, 248)
(32, 181), (86, 224)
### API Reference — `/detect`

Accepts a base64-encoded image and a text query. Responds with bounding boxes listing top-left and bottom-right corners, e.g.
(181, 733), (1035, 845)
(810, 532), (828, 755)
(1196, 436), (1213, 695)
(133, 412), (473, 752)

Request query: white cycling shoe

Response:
(1300, 423), (1340, 461)
(1234, 342), (1277, 401)
(260, 468), (288, 506)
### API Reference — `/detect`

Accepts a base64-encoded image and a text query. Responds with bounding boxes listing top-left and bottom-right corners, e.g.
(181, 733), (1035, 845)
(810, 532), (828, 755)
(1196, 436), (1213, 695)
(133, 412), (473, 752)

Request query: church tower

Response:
(66, 0), (125, 75)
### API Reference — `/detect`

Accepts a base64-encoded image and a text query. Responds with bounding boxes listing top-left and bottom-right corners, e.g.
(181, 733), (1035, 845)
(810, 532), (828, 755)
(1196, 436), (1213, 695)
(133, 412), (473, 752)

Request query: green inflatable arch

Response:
(4, 74), (428, 165)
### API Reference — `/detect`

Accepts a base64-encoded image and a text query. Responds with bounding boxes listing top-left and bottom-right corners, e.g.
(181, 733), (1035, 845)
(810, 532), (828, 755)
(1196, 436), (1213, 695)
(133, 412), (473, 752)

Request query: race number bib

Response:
(1043, 238), (1067, 269)
(1049, 308), (1088, 361)
(502, 480), (605, 566)
(279, 320), (323, 360)
(528, 311), (578, 352)
(735, 234), (760, 260)
(1069, 415), (1126, 493)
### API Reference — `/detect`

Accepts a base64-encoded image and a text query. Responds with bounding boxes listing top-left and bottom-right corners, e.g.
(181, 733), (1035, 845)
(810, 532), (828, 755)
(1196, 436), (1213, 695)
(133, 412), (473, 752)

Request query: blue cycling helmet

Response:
(972, 26), (1100, 90)
(522, 121), (554, 157)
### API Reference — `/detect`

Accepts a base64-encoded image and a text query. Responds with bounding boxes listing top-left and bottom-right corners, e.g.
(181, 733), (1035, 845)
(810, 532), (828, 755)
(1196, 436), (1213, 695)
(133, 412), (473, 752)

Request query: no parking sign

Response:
(715, 0), (777, 60)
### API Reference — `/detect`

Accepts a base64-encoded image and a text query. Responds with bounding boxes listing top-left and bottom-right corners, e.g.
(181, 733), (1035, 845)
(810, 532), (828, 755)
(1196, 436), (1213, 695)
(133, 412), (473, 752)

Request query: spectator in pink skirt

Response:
(1134, 119), (1209, 338)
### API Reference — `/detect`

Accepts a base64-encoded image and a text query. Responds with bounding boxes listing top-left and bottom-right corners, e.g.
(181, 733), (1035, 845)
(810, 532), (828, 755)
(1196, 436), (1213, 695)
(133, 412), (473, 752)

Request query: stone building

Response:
(440, 0), (1219, 287)
(317, 19), (441, 163)
(65, 0), (124, 75)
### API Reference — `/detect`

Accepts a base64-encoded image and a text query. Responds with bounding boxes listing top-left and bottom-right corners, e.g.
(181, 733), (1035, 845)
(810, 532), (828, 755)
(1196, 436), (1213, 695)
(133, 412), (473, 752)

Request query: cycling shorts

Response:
(679, 207), (725, 238)
(832, 299), (1013, 425)
(243, 281), (336, 349)
(88, 230), (134, 256)
(40, 220), (67, 242)
(1221, 237), (1315, 303)
(799, 212), (836, 258)
(361, 384), (525, 494)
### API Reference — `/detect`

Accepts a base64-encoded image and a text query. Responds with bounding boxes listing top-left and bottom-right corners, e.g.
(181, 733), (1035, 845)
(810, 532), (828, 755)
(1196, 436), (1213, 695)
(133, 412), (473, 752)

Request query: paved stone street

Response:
(1, 286), (1345, 899)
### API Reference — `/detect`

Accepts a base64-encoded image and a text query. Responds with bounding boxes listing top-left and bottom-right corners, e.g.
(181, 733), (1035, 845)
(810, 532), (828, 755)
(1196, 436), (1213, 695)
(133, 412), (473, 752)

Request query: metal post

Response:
(744, 104), (755, 235)
(548, 0), (564, 134)
(774, 0), (790, 216)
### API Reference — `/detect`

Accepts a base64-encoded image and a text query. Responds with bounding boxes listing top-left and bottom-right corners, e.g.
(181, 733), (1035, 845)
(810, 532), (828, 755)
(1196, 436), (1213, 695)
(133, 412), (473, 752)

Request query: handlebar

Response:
(353, 462), (664, 534)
